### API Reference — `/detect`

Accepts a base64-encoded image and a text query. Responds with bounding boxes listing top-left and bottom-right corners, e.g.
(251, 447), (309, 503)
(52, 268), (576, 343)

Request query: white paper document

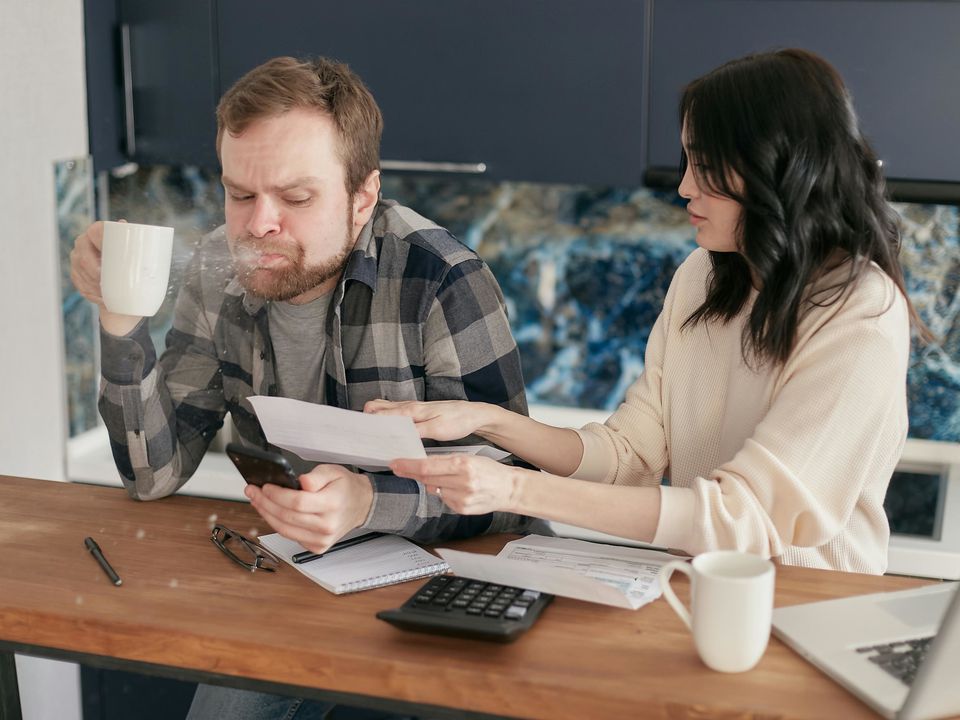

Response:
(424, 445), (510, 462)
(437, 535), (674, 609)
(248, 396), (510, 470)
(249, 395), (425, 469)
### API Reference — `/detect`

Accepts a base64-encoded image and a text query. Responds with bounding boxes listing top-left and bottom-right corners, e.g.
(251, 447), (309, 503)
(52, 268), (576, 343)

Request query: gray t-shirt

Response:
(267, 291), (334, 405)
(267, 292), (335, 475)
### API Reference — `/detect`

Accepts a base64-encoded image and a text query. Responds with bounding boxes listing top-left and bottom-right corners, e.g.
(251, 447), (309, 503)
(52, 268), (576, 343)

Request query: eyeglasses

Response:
(210, 524), (280, 572)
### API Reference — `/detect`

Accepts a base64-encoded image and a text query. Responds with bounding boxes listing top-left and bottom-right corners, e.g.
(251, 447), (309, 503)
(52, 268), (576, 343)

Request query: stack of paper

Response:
(438, 535), (678, 610)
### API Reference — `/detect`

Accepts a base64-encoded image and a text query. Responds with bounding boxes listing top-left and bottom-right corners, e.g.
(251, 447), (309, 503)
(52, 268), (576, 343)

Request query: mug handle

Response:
(660, 560), (693, 630)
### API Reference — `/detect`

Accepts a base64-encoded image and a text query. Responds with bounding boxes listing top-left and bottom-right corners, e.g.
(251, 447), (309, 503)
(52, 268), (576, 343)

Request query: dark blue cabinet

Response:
(86, 0), (647, 186)
(85, 0), (960, 196)
(645, 0), (960, 198)
(217, 0), (647, 186)
(118, 0), (219, 168)
(84, 0), (219, 172)
(84, 0), (127, 173)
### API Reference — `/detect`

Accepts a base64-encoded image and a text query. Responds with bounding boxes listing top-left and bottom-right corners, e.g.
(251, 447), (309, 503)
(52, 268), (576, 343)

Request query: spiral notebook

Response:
(257, 533), (449, 594)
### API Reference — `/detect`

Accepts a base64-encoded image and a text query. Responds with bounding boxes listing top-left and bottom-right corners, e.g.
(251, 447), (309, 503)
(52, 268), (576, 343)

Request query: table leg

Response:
(0, 652), (22, 720)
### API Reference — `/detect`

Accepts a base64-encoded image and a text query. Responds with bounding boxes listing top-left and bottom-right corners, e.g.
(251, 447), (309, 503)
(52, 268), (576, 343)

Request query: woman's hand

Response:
(390, 455), (520, 515)
(364, 399), (497, 441)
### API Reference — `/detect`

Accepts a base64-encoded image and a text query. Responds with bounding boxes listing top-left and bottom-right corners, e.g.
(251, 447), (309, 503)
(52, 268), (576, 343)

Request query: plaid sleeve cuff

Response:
(99, 319), (157, 384)
(362, 473), (430, 533)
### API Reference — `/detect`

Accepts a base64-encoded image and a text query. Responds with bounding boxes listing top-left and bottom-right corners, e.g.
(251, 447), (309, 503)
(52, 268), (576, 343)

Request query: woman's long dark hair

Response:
(679, 48), (928, 366)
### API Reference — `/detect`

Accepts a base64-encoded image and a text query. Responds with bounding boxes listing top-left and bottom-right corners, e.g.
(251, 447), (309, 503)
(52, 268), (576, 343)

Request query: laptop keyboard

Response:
(856, 636), (934, 686)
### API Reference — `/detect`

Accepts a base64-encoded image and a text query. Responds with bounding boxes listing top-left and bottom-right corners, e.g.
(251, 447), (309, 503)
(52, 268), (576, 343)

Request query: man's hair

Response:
(216, 56), (382, 195)
(678, 48), (928, 364)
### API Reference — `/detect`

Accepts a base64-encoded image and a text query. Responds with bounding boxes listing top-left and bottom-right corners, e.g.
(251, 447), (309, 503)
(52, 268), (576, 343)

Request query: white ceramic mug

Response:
(99, 221), (174, 316)
(660, 550), (775, 673)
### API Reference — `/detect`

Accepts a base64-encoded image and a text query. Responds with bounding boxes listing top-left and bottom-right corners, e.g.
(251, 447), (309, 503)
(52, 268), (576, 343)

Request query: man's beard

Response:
(231, 210), (355, 302)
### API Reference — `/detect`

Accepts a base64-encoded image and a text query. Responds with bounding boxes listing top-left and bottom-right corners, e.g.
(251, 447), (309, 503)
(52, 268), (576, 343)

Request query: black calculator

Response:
(376, 575), (553, 642)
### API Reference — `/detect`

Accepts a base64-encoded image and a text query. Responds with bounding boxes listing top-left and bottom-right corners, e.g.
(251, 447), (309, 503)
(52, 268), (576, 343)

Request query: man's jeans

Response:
(186, 683), (415, 720)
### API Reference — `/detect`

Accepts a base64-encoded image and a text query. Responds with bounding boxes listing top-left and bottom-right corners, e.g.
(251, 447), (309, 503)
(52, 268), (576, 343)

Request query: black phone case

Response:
(225, 443), (301, 490)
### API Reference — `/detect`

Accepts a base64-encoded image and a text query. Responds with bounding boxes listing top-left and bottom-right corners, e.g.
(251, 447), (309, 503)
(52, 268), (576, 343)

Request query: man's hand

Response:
(69, 219), (141, 336)
(245, 464), (375, 553)
(70, 221), (106, 308)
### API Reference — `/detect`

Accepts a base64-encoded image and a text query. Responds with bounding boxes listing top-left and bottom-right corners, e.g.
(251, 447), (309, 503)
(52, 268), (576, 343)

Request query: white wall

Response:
(0, 1), (87, 481)
(1, 1), (87, 718)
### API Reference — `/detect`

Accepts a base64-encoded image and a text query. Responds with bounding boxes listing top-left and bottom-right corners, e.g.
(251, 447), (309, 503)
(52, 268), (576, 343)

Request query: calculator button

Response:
(504, 605), (527, 620)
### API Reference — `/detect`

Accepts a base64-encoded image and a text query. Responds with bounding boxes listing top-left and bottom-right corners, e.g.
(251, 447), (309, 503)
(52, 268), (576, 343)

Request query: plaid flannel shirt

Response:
(99, 200), (531, 542)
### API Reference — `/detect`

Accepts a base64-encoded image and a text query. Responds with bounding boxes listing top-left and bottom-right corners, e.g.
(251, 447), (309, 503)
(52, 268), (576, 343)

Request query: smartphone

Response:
(226, 443), (301, 490)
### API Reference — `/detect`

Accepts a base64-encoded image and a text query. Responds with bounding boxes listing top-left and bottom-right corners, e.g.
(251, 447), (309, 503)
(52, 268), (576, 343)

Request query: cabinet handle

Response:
(380, 160), (487, 174)
(120, 23), (136, 157)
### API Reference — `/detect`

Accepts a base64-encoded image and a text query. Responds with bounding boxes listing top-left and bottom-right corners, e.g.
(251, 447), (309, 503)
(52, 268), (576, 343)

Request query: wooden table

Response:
(0, 475), (935, 720)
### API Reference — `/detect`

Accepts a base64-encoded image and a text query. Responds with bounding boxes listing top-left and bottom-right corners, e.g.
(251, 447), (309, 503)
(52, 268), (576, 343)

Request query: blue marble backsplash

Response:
(57, 157), (97, 435)
(59, 164), (960, 445)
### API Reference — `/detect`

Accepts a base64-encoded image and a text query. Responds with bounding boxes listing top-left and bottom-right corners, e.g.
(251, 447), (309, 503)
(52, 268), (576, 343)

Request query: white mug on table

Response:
(660, 550), (775, 673)
(99, 220), (174, 317)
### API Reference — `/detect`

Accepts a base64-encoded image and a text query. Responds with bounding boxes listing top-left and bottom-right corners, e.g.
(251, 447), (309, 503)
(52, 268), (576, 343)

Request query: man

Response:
(70, 56), (529, 719)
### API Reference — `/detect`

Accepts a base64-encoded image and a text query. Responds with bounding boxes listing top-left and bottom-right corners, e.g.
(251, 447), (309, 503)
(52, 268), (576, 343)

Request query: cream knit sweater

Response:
(572, 248), (910, 574)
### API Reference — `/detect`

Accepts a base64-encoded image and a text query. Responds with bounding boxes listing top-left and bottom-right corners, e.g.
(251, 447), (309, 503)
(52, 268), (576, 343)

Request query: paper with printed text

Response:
(438, 535), (675, 609)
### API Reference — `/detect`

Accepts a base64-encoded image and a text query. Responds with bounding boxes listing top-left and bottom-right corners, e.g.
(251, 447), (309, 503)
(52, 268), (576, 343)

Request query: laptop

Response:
(772, 582), (960, 719)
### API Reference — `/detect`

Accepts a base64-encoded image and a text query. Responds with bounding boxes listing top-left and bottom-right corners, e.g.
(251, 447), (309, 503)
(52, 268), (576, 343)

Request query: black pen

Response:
(84, 536), (122, 586)
(292, 532), (386, 564)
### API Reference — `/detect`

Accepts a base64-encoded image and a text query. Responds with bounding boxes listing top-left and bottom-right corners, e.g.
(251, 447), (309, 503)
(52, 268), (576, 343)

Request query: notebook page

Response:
(258, 533), (448, 594)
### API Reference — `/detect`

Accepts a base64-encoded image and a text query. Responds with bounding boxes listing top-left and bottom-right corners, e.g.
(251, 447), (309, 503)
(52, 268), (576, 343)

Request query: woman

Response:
(368, 49), (925, 575)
